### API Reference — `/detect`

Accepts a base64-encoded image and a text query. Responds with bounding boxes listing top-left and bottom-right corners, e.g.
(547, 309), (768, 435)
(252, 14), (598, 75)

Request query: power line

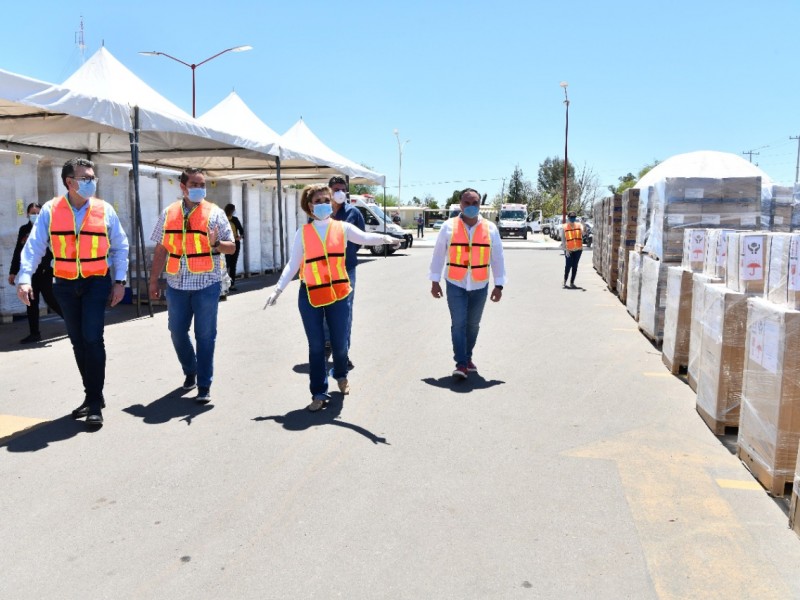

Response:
(742, 149), (760, 164)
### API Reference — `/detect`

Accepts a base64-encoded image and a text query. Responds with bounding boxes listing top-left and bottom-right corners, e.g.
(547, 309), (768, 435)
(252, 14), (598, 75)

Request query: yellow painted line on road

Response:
(643, 372), (672, 378)
(0, 414), (48, 445)
(716, 478), (764, 491)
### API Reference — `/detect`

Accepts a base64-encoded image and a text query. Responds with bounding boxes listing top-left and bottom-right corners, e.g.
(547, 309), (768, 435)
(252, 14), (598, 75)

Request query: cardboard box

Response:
(688, 273), (724, 391)
(695, 285), (748, 430)
(738, 298), (800, 495)
(703, 229), (736, 280)
(662, 267), (694, 373)
(789, 443), (800, 536)
(764, 233), (800, 309)
(626, 251), (643, 320)
(639, 255), (672, 344)
(726, 232), (768, 294)
(682, 228), (707, 272)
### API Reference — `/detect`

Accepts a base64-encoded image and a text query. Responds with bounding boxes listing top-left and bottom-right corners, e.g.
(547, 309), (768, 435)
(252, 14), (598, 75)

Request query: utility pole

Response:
(500, 178), (505, 204)
(791, 135), (800, 185)
(742, 149), (760, 164)
(75, 16), (86, 63)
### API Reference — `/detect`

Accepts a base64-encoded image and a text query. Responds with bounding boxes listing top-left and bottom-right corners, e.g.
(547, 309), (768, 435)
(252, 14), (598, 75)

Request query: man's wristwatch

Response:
(495, 285), (504, 290)
(115, 280), (126, 286)
(212, 240), (221, 249)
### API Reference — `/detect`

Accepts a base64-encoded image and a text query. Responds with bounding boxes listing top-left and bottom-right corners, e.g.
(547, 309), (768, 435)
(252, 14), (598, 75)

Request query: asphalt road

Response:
(2, 238), (799, 600)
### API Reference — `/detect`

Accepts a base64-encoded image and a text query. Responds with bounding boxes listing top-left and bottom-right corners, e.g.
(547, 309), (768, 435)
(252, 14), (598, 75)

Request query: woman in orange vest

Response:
(264, 184), (398, 411)
(562, 211), (584, 288)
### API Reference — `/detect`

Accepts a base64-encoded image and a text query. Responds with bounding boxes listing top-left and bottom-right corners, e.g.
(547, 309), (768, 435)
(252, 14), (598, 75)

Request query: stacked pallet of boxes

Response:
(791, 443), (800, 535)
(603, 193), (622, 292)
(737, 232), (800, 496)
(592, 198), (604, 273)
(616, 188), (639, 304)
(762, 184), (800, 232)
(638, 177), (762, 347)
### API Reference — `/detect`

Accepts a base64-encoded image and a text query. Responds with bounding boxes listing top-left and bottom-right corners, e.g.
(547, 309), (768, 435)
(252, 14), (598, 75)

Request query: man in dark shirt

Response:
(8, 202), (62, 343)
(328, 175), (366, 370)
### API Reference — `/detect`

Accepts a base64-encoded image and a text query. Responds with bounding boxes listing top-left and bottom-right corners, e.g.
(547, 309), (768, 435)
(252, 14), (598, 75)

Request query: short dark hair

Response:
(460, 188), (481, 202)
(224, 203), (236, 216)
(328, 175), (346, 187)
(180, 168), (204, 185)
(568, 211), (577, 218)
(61, 158), (95, 187)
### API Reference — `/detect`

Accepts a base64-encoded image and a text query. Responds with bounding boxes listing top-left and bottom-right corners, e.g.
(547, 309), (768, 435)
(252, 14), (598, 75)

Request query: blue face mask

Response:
(568, 217), (577, 223)
(313, 203), (333, 219)
(77, 179), (97, 199)
(28, 214), (39, 225)
(462, 205), (480, 219)
(187, 188), (206, 203)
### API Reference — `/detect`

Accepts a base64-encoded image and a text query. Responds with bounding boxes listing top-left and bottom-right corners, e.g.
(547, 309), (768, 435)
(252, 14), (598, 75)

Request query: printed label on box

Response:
(717, 231), (730, 266)
(685, 188), (704, 199)
(702, 214), (721, 225)
(749, 320), (765, 367)
(689, 231), (706, 262)
(740, 235), (764, 281)
(790, 237), (800, 292)
(741, 215), (758, 227)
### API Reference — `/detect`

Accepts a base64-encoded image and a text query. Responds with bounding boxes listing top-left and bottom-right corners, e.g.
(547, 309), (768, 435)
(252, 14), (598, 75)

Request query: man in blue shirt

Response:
(328, 175), (365, 371)
(16, 158), (129, 428)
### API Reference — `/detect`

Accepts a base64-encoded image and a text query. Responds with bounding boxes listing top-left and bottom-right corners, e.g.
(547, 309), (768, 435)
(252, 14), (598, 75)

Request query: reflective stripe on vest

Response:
(300, 221), (351, 308)
(50, 196), (109, 279)
(162, 201), (214, 275)
(564, 222), (583, 252)
(446, 218), (491, 282)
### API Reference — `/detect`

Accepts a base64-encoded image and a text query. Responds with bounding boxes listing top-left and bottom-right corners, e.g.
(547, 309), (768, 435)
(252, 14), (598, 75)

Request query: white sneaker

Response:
(307, 397), (328, 412)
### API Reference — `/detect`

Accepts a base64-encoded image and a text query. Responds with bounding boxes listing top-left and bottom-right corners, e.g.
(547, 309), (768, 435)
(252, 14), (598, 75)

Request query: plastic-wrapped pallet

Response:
(662, 267), (693, 373)
(703, 228), (736, 280)
(738, 297), (800, 496)
(791, 444), (800, 535)
(688, 273), (724, 391)
(626, 251), (643, 319)
(726, 232), (768, 295)
(764, 233), (800, 310)
(695, 284), (748, 433)
(638, 255), (671, 345)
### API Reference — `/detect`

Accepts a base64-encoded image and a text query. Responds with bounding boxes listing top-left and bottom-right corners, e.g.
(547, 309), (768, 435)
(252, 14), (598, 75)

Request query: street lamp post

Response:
(393, 129), (410, 205)
(560, 81), (569, 224)
(139, 45), (253, 117)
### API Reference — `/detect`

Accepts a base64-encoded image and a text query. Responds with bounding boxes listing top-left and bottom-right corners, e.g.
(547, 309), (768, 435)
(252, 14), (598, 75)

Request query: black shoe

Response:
(562, 281), (568, 289)
(20, 333), (42, 344)
(72, 400), (106, 419)
(196, 387), (211, 404)
(569, 283), (577, 289)
(182, 373), (197, 390)
(229, 286), (238, 291)
(86, 412), (104, 428)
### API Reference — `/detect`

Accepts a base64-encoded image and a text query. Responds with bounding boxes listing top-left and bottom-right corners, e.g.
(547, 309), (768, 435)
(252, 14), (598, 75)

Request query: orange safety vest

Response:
(564, 222), (583, 252)
(300, 221), (351, 307)
(49, 196), (109, 279)
(162, 201), (215, 275)
(446, 218), (491, 282)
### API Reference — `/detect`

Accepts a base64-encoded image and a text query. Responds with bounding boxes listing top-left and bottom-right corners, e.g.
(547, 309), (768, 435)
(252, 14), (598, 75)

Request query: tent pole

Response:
(129, 106), (152, 317)
(276, 157), (285, 268)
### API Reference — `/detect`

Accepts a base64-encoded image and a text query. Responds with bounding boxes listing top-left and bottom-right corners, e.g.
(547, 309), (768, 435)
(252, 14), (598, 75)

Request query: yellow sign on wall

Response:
(16, 199), (24, 216)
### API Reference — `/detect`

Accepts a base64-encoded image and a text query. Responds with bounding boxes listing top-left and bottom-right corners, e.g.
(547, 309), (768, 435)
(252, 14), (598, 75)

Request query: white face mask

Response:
(28, 213), (39, 224)
(332, 190), (347, 205)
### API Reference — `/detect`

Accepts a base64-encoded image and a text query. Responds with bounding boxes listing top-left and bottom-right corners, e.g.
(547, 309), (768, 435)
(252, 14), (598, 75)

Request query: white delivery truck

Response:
(497, 203), (528, 239)
(527, 209), (543, 234)
(350, 195), (412, 255)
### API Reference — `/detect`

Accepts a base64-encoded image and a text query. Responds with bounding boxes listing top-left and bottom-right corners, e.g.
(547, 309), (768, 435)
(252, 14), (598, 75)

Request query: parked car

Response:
(432, 220), (445, 230)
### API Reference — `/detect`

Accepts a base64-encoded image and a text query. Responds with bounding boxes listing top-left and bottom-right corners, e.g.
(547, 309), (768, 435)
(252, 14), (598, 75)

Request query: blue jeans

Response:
(564, 249), (583, 284)
(299, 284), (350, 398)
(53, 274), (112, 409)
(166, 282), (221, 389)
(323, 267), (356, 356)
(445, 281), (488, 367)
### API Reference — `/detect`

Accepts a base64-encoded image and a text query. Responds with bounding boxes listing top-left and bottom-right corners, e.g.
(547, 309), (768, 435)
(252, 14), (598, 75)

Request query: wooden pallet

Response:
(638, 326), (663, 349)
(737, 445), (794, 497)
(662, 352), (687, 375)
(696, 404), (738, 436)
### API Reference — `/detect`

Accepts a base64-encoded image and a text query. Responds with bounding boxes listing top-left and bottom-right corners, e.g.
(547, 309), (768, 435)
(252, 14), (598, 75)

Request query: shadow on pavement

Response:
(122, 388), (213, 425)
(2, 415), (86, 452)
(421, 374), (505, 393)
(253, 396), (388, 445)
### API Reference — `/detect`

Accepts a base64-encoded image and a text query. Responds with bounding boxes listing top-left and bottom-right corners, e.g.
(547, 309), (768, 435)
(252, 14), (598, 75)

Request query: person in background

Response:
(326, 175), (365, 371)
(429, 188), (506, 379)
(16, 158), (129, 428)
(561, 211), (584, 289)
(264, 183), (397, 411)
(224, 203), (244, 291)
(8, 202), (63, 343)
(148, 168), (235, 405)
(416, 213), (425, 238)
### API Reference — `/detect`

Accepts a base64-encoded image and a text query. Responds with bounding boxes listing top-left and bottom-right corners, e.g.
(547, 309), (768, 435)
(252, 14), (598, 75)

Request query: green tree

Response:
(423, 194), (438, 209)
(507, 165), (528, 205)
(608, 161), (660, 195)
(537, 156), (575, 196)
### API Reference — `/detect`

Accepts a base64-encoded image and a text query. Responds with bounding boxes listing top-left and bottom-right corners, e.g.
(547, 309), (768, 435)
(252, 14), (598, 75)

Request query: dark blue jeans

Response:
(445, 281), (488, 367)
(564, 249), (583, 284)
(53, 274), (112, 409)
(299, 284), (349, 398)
(166, 282), (221, 389)
(323, 267), (356, 357)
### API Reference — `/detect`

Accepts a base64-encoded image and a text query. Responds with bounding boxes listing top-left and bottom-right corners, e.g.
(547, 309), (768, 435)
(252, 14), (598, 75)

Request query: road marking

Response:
(716, 478), (764, 491)
(566, 428), (790, 598)
(0, 414), (48, 445)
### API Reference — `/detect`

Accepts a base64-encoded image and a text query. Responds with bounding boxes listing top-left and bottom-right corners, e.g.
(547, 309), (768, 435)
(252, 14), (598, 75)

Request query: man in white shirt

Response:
(428, 188), (506, 379)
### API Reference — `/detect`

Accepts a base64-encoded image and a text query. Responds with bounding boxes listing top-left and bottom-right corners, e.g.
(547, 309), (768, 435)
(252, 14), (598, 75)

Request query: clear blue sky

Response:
(4, 0), (799, 205)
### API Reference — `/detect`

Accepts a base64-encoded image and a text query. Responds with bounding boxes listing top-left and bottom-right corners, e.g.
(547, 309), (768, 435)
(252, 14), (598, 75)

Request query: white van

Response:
(350, 195), (412, 255)
(497, 203), (528, 239)
(526, 209), (543, 234)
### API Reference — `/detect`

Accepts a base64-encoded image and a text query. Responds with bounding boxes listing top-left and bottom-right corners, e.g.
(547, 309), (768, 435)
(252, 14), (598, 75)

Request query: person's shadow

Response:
(253, 396), (388, 445)
(421, 373), (505, 394)
(2, 415), (86, 452)
(122, 388), (213, 425)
